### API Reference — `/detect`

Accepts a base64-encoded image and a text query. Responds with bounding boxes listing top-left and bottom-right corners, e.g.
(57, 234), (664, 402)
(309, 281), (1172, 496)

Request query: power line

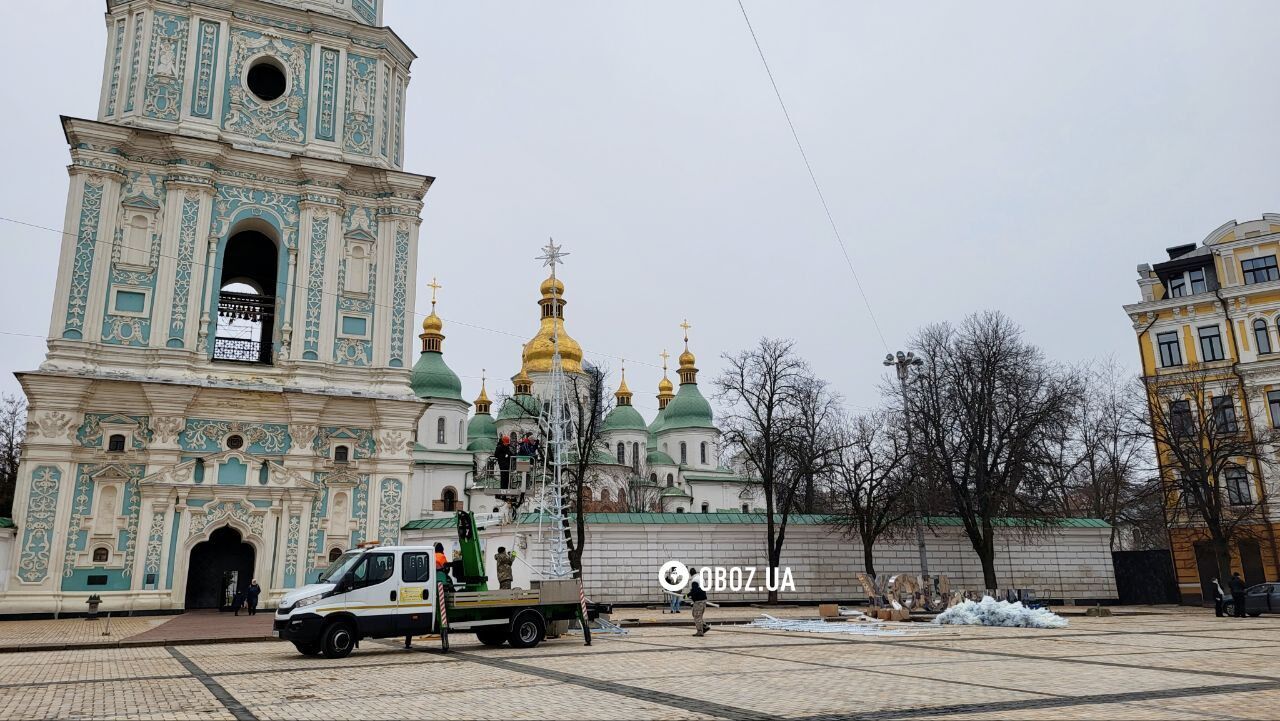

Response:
(735, 0), (888, 352)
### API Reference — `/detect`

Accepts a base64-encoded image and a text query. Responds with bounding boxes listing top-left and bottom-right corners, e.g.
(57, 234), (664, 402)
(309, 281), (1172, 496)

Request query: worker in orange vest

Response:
(434, 542), (451, 585)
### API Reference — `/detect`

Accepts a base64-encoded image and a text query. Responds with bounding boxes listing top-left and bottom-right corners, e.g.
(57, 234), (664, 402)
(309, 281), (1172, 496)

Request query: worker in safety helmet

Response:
(434, 542), (451, 585)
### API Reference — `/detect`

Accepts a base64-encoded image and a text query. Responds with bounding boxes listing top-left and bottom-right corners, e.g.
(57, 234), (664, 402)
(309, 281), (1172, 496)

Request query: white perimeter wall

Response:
(406, 521), (1118, 605)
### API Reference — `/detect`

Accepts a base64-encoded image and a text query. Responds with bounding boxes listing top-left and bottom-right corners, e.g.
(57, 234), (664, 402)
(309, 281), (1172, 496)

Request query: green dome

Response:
(660, 486), (691, 498)
(410, 351), (463, 401)
(497, 393), (540, 421)
(602, 404), (647, 432)
(661, 383), (715, 430)
(647, 449), (676, 466)
(467, 412), (497, 452)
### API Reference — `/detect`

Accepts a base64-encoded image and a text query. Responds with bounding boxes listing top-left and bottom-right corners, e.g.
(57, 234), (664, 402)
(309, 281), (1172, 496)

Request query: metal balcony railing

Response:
(213, 291), (275, 364)
(213, 336), (272, 364)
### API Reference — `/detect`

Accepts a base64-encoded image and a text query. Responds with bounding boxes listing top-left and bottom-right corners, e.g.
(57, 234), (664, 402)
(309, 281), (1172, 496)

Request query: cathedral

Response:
(405, 273), (759, 524)
(0, 0), (756, 615)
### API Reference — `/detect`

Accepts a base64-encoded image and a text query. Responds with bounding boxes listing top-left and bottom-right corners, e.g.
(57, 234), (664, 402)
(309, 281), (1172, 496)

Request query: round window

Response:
(246, 57), (287, 102)
(226, 435), (245, 450)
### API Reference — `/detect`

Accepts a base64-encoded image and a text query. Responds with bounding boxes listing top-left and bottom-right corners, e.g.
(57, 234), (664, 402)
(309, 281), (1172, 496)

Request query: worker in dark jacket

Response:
(1229, 572), (1247, 617)
(495, 435), (512, 488)
(495, 546), (516, 590)
(1212, 578), (1226, 617)
(689, 580), (710, 636)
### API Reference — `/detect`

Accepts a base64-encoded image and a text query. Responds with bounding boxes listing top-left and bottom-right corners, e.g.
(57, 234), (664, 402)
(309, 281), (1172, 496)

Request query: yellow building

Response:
(1126, 215), (1280, 603)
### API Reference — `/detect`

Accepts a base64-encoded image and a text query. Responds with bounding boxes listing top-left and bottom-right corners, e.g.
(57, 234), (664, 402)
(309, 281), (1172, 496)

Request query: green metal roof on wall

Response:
(602, 404), (647, 432)
(660, 486), (692, 498)
(410, 350), (464, 401)
(682, 471), (748, 483)
(403, 513), (1111, 530)
(660, 383), (715, 430)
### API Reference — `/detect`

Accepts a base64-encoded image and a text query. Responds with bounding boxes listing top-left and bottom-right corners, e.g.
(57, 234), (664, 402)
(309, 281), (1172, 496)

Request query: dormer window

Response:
(107, 434), (126, 453)
(1168, 268), (1208, 297)
(334, 445), (349, 463)
(92, 547), (109, 563)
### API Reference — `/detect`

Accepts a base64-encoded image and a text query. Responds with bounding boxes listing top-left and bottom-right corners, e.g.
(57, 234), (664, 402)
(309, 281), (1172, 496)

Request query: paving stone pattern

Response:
(0, 607), (1275, 719)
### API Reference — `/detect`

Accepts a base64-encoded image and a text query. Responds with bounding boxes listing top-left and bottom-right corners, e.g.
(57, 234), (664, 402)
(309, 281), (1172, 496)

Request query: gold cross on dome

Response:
(427, 277), (442, 305)
(659, 349), (670, 370)
(680, 319), (692, 343)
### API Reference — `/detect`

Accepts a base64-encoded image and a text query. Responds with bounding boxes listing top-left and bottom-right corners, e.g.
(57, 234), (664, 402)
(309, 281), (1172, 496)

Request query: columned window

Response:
(1255, 319), (1272, 355)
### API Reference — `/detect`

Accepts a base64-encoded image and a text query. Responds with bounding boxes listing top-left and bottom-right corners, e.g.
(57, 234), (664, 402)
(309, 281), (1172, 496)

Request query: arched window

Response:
(679, 442), (687, 464)
(649, 473), (658, 484)
(631, 443), (640, 471)
(437, 417), (446, 444)
(1257, 319), (1273, 355)
(334, 445), (349, 463)
(700, 442), (708, 465)
(582, 488), (593, 502)
(458, 420), (465, 446)
(701, 502), (709, 514)
(92, 547), (109, 563)
(107, 434), (126, 452)
(666, 474), (674, 487)
(616, 442), (626, 464)
(601, 488), (611, 503)
(676, 507), (685, 513)
(214, 227), (278, 364)
(741, 503), (750, 513)
(441, 487), (457, 511)
(328, 547), (343, 562)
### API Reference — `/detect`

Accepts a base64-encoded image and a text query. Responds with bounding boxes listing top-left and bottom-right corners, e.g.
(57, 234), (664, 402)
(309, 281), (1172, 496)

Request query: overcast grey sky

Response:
(3, 1), (1280, 418)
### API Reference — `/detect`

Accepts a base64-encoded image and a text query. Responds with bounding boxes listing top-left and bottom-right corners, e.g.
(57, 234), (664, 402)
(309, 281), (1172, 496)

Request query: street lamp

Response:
(884, 351), (929, 581)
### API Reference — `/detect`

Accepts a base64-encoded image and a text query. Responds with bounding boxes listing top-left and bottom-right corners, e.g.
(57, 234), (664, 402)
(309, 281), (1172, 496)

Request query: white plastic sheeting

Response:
(742, 614), (919, 636)
(933, 596), (1068, 628)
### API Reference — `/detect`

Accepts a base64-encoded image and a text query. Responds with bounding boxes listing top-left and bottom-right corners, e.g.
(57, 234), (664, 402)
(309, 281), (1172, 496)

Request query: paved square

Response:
(0, 608), (1275, 719)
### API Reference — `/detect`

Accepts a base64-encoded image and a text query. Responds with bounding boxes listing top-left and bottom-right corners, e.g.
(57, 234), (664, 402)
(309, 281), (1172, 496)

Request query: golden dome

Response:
(474, 376), (491, 405)
(615, 366), (633, 405)
(658, 376), (674, 394)
(422, 311), (443, 334)
(540, 275), (565, 299)
(678, 348), (696, 369)
(522, 273), (583, 373)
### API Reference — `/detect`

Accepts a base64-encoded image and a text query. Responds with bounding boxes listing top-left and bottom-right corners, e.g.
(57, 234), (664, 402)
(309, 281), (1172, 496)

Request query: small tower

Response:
(657, 350), (676, 411)
(602, 364), (647, 470)
(411, 279), (467, 450)
(466, 373), (498, 454)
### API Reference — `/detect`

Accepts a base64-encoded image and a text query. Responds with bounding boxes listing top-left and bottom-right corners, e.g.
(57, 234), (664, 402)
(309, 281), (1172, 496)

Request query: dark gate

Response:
(184, 526), (255, 610)
(1239, 541), (1266, 586)
(1112, 550), (1180, 605)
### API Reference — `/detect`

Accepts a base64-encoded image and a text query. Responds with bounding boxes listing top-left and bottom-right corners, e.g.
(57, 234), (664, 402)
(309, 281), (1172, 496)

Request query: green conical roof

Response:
(647, 449), (676, 466)
(497, 393), (540, 421)
(602, 404), (647, 432)
(467, 412), (497, 452)
(661, 383), (714, 430)
(410, 351), (463, 401)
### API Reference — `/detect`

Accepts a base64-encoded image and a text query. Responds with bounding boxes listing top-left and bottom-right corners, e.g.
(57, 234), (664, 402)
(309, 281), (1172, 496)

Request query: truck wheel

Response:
(508, 611), (545, 649)
(476, 627), (507, 646)
(322, 621), (356, 659)
(292, 640), (322, 656)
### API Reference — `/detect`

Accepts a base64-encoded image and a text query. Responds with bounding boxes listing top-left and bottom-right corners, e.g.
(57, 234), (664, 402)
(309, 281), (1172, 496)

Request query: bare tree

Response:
(618, 465), (662, 512)
(1141, 367), (1274, 582)
(787, 377), (846, 514)
(0, 394), (25, 518)
(831, 411), (913, 576)
(562, 363), (613, 575)
(910, 311), (1081, 589)
(716, 338), (810, 603)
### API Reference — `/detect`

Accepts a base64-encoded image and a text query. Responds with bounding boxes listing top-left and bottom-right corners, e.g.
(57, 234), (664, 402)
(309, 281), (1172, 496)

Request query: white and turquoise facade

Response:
(2, 0), (433, 614)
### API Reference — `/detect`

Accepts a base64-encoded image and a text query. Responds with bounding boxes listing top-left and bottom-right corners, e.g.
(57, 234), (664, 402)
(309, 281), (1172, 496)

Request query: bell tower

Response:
(3, 0), (432, 614)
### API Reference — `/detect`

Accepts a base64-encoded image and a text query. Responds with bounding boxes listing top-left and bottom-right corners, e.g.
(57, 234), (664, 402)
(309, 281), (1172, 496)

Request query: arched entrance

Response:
(184, 526), (255, 610)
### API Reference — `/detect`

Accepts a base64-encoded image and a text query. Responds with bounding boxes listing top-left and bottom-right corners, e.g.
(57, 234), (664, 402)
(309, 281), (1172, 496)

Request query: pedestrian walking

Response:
(1212, 578), (1227, 617)
(232, 588), (246, 616)
(665, 567), (682, 614)
(1229, 572), (1247, 618)
(690, 580), (710, 636)
(246, 580), (261, 616)
(495, 546), (516, 590)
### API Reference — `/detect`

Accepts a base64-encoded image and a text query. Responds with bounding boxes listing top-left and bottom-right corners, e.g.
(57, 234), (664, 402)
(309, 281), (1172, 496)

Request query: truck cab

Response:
(275, 545), (439, 658)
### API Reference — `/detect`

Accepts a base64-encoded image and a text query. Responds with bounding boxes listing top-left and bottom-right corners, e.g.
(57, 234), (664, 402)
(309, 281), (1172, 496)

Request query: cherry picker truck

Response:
(274, 510), (594, 658)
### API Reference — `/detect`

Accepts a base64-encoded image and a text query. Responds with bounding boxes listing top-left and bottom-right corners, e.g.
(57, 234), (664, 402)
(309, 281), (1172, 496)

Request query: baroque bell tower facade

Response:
(2, 0), (431, 614)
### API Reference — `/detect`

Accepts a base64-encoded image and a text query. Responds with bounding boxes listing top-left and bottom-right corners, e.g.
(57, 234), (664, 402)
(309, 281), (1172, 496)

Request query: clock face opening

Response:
(246, 58), (287, 102)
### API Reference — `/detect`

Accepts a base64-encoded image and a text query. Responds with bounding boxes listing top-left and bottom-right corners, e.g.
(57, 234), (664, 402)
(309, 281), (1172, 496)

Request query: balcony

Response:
(213, 291), (274, 364)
